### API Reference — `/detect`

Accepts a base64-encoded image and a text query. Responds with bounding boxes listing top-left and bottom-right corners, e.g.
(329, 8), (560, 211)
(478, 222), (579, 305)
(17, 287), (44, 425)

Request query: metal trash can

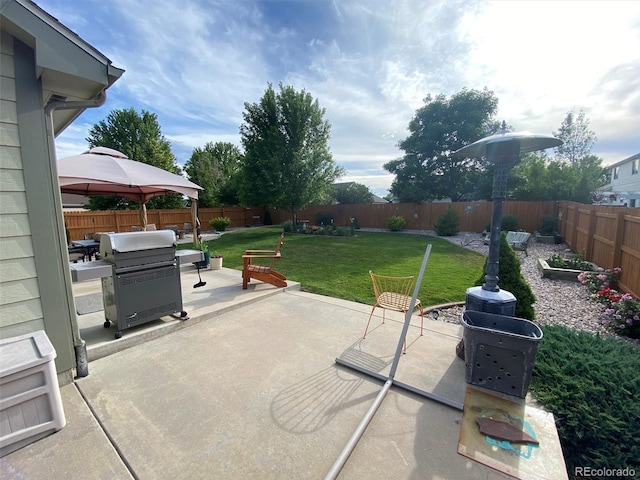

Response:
(461, 310), (543, 398)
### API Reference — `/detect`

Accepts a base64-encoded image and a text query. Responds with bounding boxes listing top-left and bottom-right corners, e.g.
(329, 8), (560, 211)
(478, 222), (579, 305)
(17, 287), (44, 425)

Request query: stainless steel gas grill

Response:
(99, 231), (187, 339)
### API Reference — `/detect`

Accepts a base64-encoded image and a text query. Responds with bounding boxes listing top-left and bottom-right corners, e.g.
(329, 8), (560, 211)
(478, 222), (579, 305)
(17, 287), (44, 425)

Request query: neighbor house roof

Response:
(607, 152), (640, 169)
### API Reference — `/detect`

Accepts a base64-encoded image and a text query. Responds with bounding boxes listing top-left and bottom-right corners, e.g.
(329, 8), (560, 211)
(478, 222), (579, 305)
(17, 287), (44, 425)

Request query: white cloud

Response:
(44, 0), (640, 196)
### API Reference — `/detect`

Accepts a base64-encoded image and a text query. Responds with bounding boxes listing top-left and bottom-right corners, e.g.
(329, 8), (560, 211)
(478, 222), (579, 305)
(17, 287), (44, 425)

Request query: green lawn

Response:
(180, 226), (486, 306)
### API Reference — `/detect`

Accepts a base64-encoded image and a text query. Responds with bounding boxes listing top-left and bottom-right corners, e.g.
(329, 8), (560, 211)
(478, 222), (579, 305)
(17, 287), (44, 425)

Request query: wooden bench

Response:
(242, 233), (287, 289)
(506, 231), (531, 256)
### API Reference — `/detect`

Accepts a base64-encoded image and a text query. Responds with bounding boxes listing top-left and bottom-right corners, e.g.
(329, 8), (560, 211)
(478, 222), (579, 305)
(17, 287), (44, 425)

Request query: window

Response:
(632, 159), (639, 175)
(613, 166), (619, 180)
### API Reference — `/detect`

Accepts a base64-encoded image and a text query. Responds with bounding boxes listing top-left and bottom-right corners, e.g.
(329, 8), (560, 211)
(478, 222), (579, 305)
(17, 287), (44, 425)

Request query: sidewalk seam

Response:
(74, 382), (139, 480)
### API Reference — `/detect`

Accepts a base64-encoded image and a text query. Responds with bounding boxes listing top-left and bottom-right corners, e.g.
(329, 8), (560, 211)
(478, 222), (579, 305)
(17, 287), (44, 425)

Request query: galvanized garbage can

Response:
(461, 310), (543, 398)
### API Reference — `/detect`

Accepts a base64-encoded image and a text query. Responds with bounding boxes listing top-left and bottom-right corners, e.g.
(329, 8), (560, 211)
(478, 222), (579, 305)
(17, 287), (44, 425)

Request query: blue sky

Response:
(39, 0), (640, 197)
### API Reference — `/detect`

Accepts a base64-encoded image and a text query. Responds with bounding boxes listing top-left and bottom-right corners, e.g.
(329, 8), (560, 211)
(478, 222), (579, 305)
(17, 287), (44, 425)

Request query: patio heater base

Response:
(457, 286), (516, 359)
(465, 286), (516, 315)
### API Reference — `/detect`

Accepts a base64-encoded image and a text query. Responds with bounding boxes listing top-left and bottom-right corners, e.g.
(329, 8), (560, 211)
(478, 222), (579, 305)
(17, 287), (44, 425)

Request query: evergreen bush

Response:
(540, 216), (556, 235)
(388, 215), (406, 231)
(475, 232), (536, 319)
(434, 207), (459, 236)
(485, 214), (519, 233)
(530, 325), (640, 474)
(501, 214), (518, 232)
(282, 220), (294, 233)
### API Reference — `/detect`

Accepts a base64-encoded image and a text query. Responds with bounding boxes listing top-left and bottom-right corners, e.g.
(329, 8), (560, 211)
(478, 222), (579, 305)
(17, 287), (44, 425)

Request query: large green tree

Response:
(85, 108), (185, 210)
(332, 182), (374, 204)
(239, 83), (344, 222)
(385, 88), (500, 202)
(184, 142), (243, 207)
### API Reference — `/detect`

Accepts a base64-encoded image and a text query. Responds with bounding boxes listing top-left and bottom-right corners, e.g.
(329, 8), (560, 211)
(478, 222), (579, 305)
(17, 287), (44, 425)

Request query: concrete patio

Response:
(1, 260), (566, 479)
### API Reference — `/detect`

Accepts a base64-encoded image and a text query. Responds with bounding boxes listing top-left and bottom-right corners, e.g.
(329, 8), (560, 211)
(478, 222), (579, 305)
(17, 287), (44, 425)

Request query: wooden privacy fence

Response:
(63, 206), (266, 241)
(268, 200), (557, 234)
(558, 201), (640, 298)
(65, 201), (556, 239)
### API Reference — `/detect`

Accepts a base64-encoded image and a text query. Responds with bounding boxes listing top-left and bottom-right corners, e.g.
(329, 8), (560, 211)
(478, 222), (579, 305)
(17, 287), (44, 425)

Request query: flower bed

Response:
(578, 267), (640, 339)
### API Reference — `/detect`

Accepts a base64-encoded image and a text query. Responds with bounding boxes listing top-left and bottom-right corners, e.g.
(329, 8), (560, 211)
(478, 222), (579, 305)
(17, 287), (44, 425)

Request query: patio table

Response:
(70, 239), (101, 261)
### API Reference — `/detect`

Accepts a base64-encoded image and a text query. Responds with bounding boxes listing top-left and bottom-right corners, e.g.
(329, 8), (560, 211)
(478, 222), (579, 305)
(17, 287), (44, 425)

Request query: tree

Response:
(553, 110), (597, 164)
(333, 182), (374, 204)
(384, 88), (500, 202)
(239, 83), (344, 223)
(509, 111), (607, 203)
(184, 142), (243, 207)
(85, 108), (185, 210)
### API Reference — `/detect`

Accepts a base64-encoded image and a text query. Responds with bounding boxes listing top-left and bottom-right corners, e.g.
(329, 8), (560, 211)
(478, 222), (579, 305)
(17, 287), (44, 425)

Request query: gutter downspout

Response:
(44, 90), (107, 378)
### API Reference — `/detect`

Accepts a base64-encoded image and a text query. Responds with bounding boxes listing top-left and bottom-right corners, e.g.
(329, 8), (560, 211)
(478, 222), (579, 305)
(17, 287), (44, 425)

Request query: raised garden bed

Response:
(537, 258), (601, 281)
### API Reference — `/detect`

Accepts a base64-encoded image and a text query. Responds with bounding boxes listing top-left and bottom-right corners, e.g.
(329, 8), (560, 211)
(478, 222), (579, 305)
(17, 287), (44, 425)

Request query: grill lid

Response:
(100, 231), (176, 256)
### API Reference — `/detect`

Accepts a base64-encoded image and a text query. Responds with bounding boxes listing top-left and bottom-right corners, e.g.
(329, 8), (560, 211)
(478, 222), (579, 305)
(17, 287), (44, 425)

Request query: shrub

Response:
(388, 215), (406, 231)
(500, 214), (518, 232)
(434, 207), (459, 236)
(209, 216), (232, 232)
(540, 216), (556, 235)
(475, 232), (536, 319)
(315, 211), (334, 226)
(485, 214), (519, 233)
(282, 220), (294, 233)
(530, 325), (640, 474)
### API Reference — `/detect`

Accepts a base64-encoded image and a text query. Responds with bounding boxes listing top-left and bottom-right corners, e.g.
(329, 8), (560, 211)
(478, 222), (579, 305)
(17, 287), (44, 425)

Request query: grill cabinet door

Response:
(104, 264), (183, 330)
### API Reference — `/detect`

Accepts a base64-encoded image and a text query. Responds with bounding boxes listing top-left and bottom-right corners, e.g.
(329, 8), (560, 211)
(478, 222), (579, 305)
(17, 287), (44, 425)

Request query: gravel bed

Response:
(432, 232), (609, 333)
(362, 228), (637, 345)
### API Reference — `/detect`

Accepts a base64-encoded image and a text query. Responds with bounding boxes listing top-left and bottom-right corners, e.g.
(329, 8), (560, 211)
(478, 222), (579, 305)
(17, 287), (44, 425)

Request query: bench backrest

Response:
(506, 231), (530, 244)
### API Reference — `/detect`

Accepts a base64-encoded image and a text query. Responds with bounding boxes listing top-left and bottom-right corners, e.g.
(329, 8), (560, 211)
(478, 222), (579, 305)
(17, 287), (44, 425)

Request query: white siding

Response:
(0, 32), (42, 337)
(610, 158), (640, 192)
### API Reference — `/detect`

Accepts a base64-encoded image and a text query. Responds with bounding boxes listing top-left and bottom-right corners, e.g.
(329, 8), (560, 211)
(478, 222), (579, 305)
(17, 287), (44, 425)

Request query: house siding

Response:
(610, 155), (640, 193)
(0, 31), (45, 337)
(0, 33), (76, 377)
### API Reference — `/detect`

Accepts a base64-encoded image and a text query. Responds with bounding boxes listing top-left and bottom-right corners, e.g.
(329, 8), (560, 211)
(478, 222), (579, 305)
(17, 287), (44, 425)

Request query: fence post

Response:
(612, 210), (625, 268)
(585, 207), (597, 261)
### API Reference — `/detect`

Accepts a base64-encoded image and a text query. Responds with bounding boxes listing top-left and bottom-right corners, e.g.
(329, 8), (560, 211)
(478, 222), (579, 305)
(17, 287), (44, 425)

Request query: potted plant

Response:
(194, 239), (210, 268)
(210, 252), (223, 270)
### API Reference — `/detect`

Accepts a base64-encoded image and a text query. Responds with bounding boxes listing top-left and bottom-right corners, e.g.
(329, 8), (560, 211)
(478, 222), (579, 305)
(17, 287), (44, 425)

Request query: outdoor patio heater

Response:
(452, 124), (562, 315)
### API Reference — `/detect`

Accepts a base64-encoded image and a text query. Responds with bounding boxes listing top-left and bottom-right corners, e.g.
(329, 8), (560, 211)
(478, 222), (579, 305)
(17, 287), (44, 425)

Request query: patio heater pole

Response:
(452, 126), (562, 317)
(481, 139), (521, 292)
